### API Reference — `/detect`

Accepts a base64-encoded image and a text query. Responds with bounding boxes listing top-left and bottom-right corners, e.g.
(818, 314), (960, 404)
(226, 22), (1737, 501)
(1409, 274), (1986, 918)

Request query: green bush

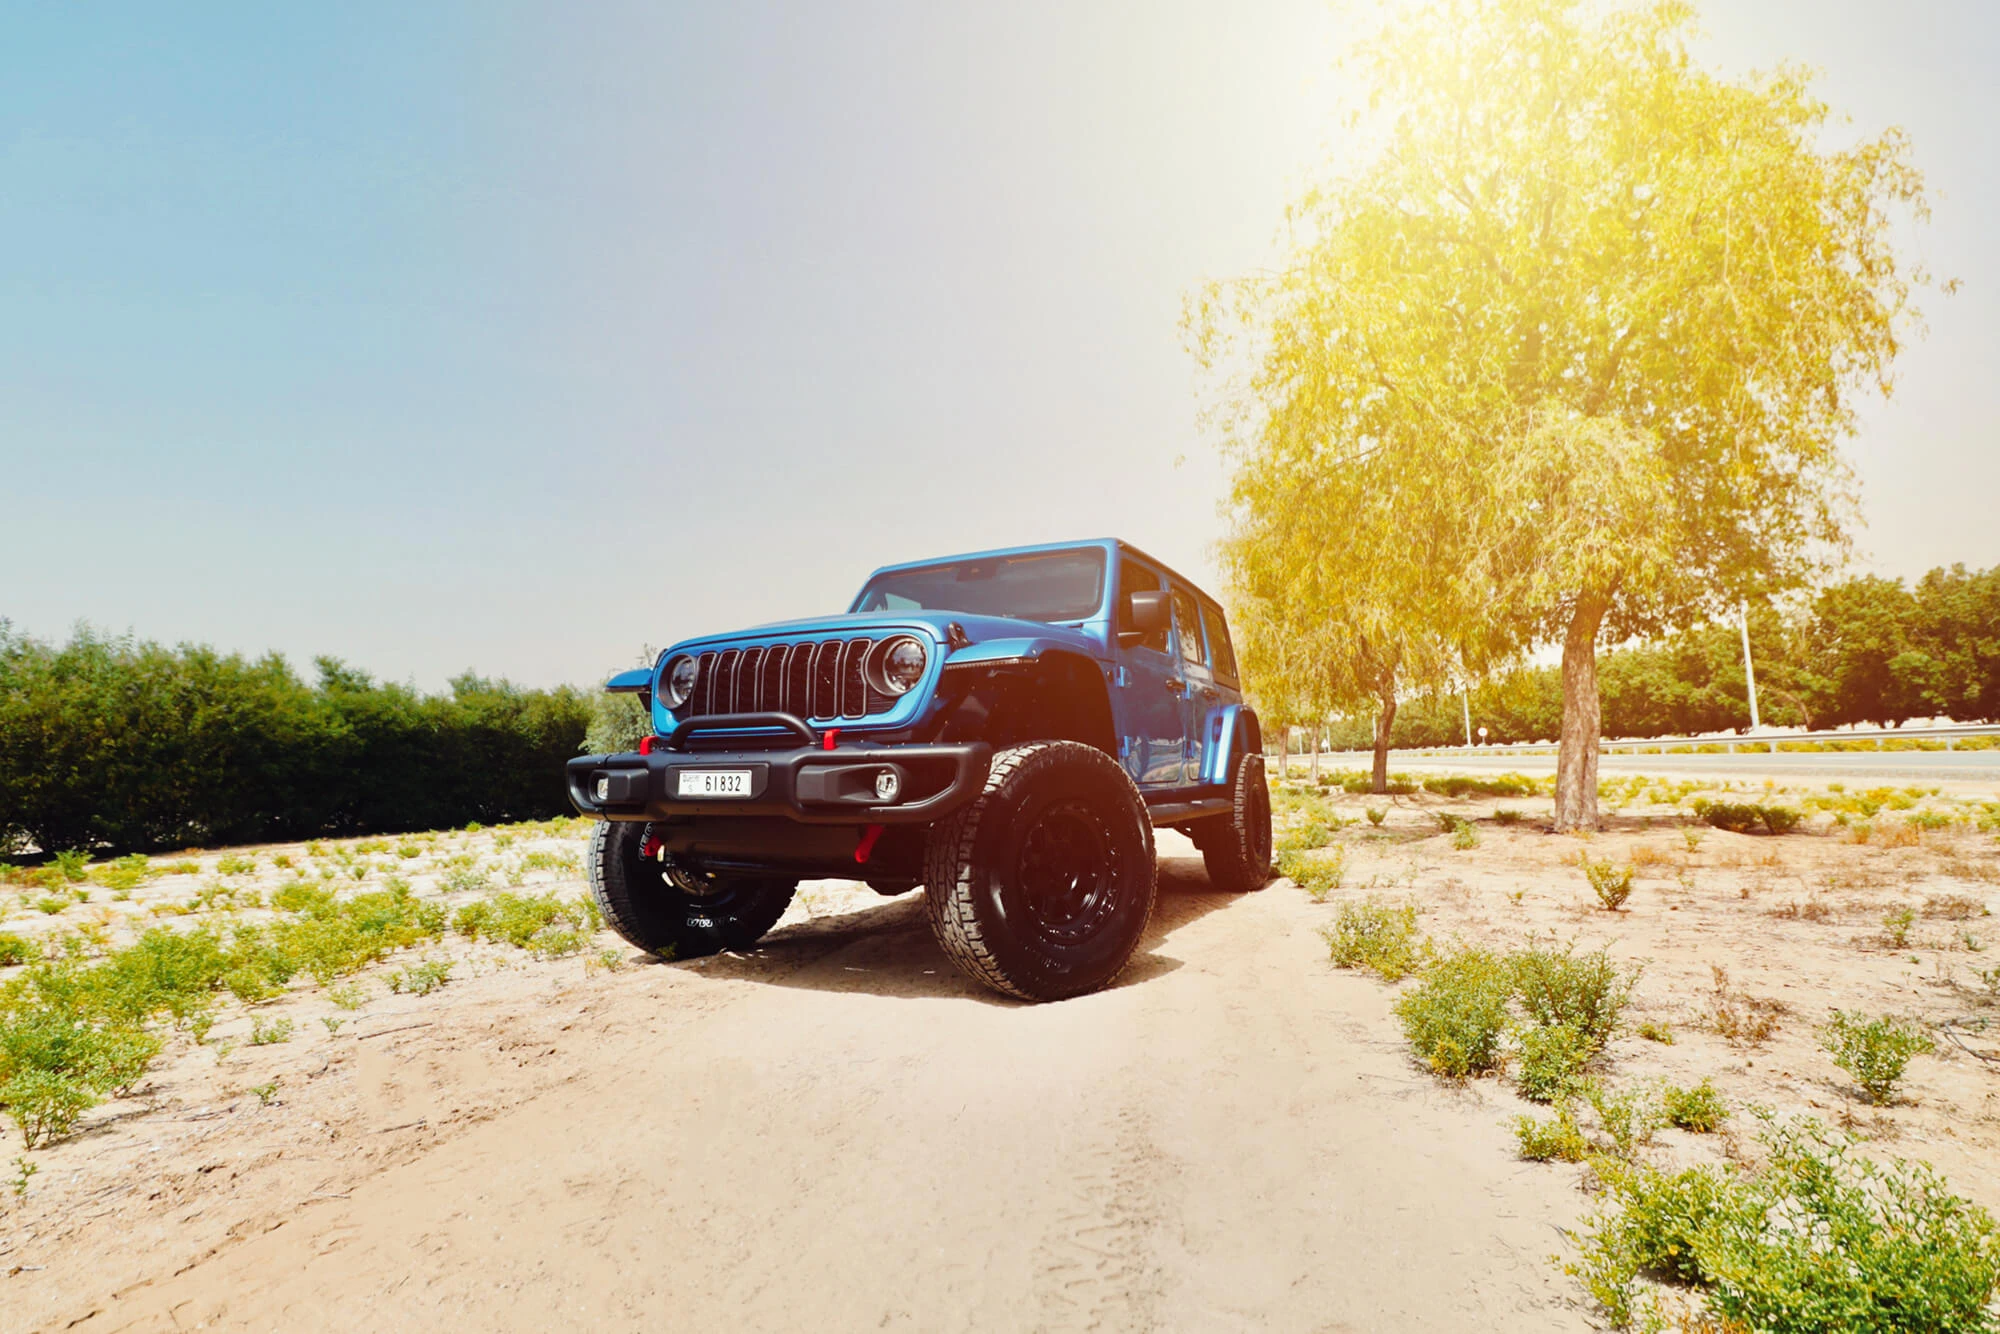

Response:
(1280, 847), (1348, 902)
(1515, 1022), (1592, 1102)
(1394, 946), (1513, 1078)
(1321, 898), (1425, 981)
(452, 891), (600, 953)
(1662, 1078), (1728, 1133)
(1515, 1106), (1589, 1162)
(1581, 856), (1634, 911)
(1819, 1011), (1935, 1105)
(51, 850), (89, 883)
(1583, 1081), (1665, 1160)
(0, 934), (31, 967)
(1761, 805), (1802, 835)
(1365, 806), (1387, 827)
(1277, 822), (1333, 853)
(1511, 941), (1633, 1048)
(1572, 1119), (2000, 1332)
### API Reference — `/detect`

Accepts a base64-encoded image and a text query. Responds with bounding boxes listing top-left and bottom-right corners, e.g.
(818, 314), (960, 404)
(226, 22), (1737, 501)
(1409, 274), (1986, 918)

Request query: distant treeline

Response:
(0, 625), (601, 855)
(1321, 564), (2000, 749)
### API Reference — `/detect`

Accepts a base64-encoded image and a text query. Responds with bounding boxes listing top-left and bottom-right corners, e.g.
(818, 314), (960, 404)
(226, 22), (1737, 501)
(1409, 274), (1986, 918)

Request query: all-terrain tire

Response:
(1199, 750), (1274, 892)
(923, 741), (1157, 1002)
(588, 820), (797, 959)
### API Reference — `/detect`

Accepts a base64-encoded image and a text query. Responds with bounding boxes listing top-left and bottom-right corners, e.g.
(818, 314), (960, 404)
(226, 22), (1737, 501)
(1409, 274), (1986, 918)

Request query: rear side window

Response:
(1201, 602), (1238, 683)
(1172, 587), (1206, 666)
(1120, 561), (1170, 655)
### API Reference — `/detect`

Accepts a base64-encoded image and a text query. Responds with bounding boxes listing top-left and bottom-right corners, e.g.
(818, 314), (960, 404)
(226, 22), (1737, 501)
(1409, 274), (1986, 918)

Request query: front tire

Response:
(1199, 751), (1274, 892)
(589, 820), (797, 959)
(923, 741), (1157, 1001)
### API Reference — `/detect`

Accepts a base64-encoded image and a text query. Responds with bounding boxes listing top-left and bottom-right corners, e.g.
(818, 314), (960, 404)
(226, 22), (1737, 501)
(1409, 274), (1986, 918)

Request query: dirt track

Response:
(46, 835), (1588, 1333)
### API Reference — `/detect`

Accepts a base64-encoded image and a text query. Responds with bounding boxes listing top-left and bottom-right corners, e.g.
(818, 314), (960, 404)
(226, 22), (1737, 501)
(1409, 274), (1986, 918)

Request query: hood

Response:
(667, 610), (1106, 658)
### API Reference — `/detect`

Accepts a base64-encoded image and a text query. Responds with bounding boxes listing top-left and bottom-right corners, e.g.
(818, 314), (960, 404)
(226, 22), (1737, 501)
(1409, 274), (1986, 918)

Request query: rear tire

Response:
(923, 741), (1157, 1001)
(588, 820), (797, 959)
(1199, 751), (1274, 892)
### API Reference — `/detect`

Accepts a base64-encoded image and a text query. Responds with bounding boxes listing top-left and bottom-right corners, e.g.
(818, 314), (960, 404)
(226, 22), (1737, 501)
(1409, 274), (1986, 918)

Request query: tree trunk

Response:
(1553, 594), (1609, 832)
(1371, 686), (1397, 795)
(1311, 730), (1321, 783)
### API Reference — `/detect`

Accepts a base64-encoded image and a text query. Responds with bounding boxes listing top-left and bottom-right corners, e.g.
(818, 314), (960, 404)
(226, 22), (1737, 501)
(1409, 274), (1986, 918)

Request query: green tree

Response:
(1193, 0), (1935, 827)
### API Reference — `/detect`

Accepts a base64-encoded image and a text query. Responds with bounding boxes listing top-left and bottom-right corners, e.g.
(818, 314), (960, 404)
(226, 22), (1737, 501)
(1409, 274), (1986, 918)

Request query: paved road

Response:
(1307, 750), (2000, 787)
(74, 839), (1590, 1334)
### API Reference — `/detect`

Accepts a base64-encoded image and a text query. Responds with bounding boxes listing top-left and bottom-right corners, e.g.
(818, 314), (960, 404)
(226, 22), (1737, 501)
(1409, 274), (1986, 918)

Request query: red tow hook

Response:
(853, 823), (885, 865)
(822, 728), (841, 751)
(639, 735), (657, 755)
(640, 831), (663, 861)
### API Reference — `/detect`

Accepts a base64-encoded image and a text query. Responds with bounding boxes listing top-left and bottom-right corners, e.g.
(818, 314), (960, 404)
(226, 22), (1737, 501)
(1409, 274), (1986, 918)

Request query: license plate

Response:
(677, 769), (753, 799)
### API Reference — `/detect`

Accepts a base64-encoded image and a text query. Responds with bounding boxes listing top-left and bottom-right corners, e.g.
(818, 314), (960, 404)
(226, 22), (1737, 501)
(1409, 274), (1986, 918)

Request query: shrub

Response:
(1451, 822), (1480, 850)
(451, 891), (599, 953)
(1760, 805), (1802, 835)
(1395, 946), (1514, 1077)
(1321, 898), (1425, 981)
(51, 850), (89, 883)
(249, 1016), (293, 1045)
(1280, 847), (1348, 903)
(1515, 1022), (1591, 1102)
(1693, 800), (1764, 834)
(1662, 1079), (1728, 1133)
(388, 960), (452, 995)
(1494, 808), (1523, 826)
(90, 854), (153, 892)
(1572, 1120), (2000, 1333)
(0, 934), (31, 967)
(1365, 807), (1387, 827)
(1581, 857), (1635, 911)
(214, 854), (256, 876)
(1880, 906), (1917, 949)
(1515, 1107), (1589, 1162)
(1636, 1020), (1675, 1045)
(1511, 940), (1634, 1048)
(1583, 1081), (1665, 1159)
(1277, 822), (1333, 854)
(1819, 1011), (1934, 1105)
(0, 1003), (162, 1147)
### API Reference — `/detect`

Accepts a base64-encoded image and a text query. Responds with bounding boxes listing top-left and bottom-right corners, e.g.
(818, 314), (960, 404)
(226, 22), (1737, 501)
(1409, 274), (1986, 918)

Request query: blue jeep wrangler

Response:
(567, 539), (1271, 1000)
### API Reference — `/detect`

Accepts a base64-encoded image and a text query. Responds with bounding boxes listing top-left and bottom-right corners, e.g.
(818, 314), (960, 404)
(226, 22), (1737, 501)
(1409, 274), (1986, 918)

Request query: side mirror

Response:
(1118, 589), (1169, 645)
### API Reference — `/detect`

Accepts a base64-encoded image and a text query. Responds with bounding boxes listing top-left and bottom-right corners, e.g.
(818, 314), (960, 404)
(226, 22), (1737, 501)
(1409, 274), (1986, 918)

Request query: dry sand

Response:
(3, 777), (1996, 1332)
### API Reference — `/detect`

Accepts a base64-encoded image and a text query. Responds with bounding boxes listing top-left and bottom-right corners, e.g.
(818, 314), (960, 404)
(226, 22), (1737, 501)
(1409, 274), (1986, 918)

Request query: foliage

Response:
(451, 891), (601, 956)
(0, 934), (30, 968)
(1511, 940), (1635, 1049)
(1662, 1079), (1728, 1134)
(1394, 945), (1514, 1077)
(1819, 1011), (1934, 1105)
(1281, 847), (1348, 903)
(0, 625), (594, 853)
(1515, 1021), (1591, 1103)
(1582, 856), (1636, 911)
(1515, 1106), (1589, 1162)
(1572, 1119), (2000, 1331)
(1321, 897), (1425, 981)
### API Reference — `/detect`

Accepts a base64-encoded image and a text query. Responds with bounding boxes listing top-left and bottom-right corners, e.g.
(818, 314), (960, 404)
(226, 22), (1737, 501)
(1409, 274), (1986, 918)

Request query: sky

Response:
(3, 1), (1995, 691)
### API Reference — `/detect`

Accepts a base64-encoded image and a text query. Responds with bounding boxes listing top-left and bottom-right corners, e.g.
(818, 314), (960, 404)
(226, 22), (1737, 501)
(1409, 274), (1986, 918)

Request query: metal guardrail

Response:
(1312, 722), (2000, 758)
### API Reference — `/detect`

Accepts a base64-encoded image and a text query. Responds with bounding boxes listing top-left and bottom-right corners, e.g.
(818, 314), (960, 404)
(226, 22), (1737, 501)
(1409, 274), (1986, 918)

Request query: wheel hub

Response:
(1016, 800), (1119, 943)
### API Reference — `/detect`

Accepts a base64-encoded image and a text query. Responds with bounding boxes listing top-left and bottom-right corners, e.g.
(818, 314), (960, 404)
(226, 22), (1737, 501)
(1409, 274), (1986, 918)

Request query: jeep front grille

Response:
(684, 638), (901, 721)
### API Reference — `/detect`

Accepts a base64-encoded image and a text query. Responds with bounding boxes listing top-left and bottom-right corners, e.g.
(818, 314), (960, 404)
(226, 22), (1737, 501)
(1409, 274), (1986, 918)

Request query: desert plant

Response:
(1515, 1106), (1589, 1162)
(248, 1016), (293, 1045)
(1819, 1011), (1934, 1105)
(1321, 897), (1424, 979)
(1511, 940), (1634, 1048)
(1395, 946), (1514, 1078)
(51, 850), (89, 883)
(1636, 1020), (1675, 1045)
(1365, 807), (1387, 827)
(1662, 1079), (1728, 1133)
(0, 933), (31, 967)
(1681, 827), (1706, 852)
(1494, 808), (1523, 826)
(1451, 822), (1480, 850)
(1881, 906), (1917, 949)
(1572, 1118), (2000, 1332)
(250, 1081), (279, 1106)
(1280, 847), (1348, 903)
(1581, 856), (1635, 911)
(388, 959), (452, 995)
(1582, 1081), (1665, 1160)
(1515, 1022), (1592, 1102)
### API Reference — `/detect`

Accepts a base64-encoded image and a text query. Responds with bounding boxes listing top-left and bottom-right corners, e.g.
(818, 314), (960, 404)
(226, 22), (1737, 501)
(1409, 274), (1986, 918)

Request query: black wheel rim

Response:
(1015, 798), (1122, 946)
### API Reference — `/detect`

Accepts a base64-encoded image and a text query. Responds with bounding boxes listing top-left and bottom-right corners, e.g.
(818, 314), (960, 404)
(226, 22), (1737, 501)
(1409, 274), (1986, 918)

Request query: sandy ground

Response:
(3, 774), (1997, 1332)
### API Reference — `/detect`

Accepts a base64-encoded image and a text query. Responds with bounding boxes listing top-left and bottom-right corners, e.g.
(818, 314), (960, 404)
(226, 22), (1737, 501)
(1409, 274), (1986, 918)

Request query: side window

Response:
(1120, 561), (1170, 655)
(1201, 602), (1238, 684)
(1171, 587), (1206, 667)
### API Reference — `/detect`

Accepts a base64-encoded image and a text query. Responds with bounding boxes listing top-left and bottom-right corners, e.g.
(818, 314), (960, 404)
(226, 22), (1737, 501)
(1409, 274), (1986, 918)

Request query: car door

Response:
(1170, 583), (1217, 784)
(1114, 558), (1190, 789)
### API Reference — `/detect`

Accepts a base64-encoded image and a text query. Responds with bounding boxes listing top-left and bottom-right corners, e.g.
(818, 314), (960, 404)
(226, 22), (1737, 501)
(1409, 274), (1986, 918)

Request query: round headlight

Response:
(877, 637), (927, 695)
(663, 655), (699, 709)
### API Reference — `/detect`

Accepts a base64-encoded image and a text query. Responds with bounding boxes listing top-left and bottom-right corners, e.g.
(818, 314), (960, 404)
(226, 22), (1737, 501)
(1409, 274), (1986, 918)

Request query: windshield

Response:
(850, 548), (1107, 623)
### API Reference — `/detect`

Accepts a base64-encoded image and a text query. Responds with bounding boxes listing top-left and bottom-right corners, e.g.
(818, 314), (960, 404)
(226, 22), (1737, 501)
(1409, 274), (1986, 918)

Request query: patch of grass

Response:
(0, 934), (31, 968)
(248, 1016), (293, 1045)
(1515, 1106), (1589, 1162)
(1880, 906), (1917, 949)
(1570, 1118), (2000, 1332)
(1636, 1020), (1675, 1045)
(51, 850), (89, 883)
(1423, 773), (1544, 799)
(1320, 897), (1425, 981)
(1277, 823), (1333, 855)
(1494, 808), (1523, 826)
(1280, 847), (1348, 903)
(89, 854), (153, 892)
(1819, 1011), (1934, 1105)
(1581, 856), (1635, 911)
(1662, 1079), (1728, 1133)
(451, 891), (601, 955)
(1394, 945), (1514, 1078)
(214, 854), (257, 876)
(387, 959), (452, 995)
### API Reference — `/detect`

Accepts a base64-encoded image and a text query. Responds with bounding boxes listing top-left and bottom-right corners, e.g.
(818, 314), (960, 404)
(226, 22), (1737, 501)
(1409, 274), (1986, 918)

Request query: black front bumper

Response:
(567, 722), (991, 826)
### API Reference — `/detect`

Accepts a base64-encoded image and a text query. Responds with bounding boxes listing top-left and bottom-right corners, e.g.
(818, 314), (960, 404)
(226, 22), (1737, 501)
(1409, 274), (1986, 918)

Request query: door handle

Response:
(1198, 686), (1219, 701)
(1163, 679), (1186, 696)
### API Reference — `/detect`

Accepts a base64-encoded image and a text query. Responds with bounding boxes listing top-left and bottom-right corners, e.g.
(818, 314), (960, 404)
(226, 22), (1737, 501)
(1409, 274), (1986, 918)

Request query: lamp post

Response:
(1739, 602), (1762, 732)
